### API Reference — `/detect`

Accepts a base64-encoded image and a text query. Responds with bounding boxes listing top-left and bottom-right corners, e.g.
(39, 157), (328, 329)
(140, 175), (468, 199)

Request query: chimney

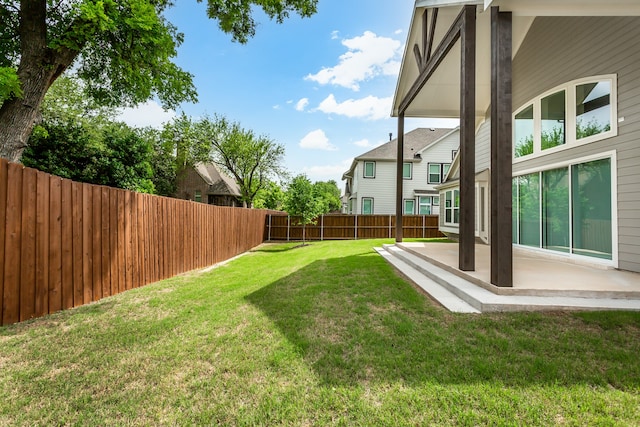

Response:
(389, 132), (393, 141)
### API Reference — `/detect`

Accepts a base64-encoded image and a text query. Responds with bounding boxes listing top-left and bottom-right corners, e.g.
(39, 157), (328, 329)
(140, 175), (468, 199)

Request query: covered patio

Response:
(397, 241), (640, 298)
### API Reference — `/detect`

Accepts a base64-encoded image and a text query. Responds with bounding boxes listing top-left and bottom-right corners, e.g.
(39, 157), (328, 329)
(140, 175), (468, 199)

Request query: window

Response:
(512, 156), (612, 260)
(404, 199), (415, 214)
(513, 76), (616, 160)
(362, 198), (373, 215)
(541, 90), (566, 150)
(403, 162), (412, 179)
(576, 81), (611, 140)
(194, 190), (202, 203)
(443, 189), (459, 225)
(364, 161), (375, 178)
(428, 163), (451, 184)
(419, 196), (432, 214)
(514, 104), (534, 157)
(433, 196), (440, 206)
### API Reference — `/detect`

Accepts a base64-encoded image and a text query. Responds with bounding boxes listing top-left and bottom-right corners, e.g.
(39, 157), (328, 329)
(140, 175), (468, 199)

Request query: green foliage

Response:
(285, 174), (324, 242)
(0, 67), (22, 103)
(576, 118), (611, 140)
(313, 180), (342, 213)
(200, 0), (318, 43)
(143, 127), (177, 197)
(161, 113), (211, 170)
(253, 180), (286, 210)
(23, 120), (156, 193)
(39, 75), (116, 126)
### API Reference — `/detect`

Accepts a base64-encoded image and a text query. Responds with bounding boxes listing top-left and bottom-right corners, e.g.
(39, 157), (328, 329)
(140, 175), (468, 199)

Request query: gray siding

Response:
(511, 16), (640, 272)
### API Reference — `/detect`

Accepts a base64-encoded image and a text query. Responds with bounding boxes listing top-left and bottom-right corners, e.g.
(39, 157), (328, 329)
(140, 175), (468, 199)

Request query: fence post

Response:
(287, 215), (290, 242)
(423, 215), (426, 238)
(320, 215), (324, 241)
(389, 215), (392, 239)
(354, 215), (358, 240)
(268, 215), (272, 241)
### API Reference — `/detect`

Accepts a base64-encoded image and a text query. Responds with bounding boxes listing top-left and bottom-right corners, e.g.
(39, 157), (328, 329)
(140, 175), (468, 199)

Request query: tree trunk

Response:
(0, 0), (78, 162)
(0, 66), (53, 162)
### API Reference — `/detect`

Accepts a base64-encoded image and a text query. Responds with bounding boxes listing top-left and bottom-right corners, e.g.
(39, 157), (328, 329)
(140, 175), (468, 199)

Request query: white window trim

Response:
(363, 161), (376, 178)
(513, 150), (618, 268)
(418, 196), (432, 215)
(513, 75), (617, 163)
(442, 188), (459, 226)
(428, 163), (451, 184)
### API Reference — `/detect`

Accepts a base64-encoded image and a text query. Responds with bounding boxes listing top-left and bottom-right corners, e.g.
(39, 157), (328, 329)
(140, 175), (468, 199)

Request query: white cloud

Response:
(302, 158), (353, 182)
(305, 31), (402, 91)
(394, 29), (403, 35)
(353, 139), (373, 148)
(295, 98), (309, 112)
(331, 30), (340, 40)
(273, 104), (281, 110)
(299, 129), (338, 151)
(317, 94), (392, 121)
(116, 101), (176, 129)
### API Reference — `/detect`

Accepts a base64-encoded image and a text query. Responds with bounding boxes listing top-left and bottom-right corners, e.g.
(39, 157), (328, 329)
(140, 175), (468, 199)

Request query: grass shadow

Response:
(246, 253), (640, 389)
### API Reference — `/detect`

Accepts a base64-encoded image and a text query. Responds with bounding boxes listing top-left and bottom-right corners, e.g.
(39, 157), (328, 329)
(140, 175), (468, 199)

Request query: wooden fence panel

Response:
(61, 179), (73, 310)
(0, 159), (8, 324)
(265, 214), (444, 241)
(4, 163), (22, 324)
(48, 176), (62, 314)
(20, 167), (37, 322)
(35, 170), (50, 318)
(0, 160), (281, 325)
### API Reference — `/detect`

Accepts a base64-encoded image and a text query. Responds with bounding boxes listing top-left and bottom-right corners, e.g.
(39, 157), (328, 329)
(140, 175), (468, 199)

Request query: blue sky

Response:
(117, 0), (458, 186)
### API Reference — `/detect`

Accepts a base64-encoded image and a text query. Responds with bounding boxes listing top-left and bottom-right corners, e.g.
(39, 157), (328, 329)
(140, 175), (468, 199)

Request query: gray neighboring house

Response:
(176, 162), (242, 207)
(342, 128), (458, 215)
(393, 0), (640, 277)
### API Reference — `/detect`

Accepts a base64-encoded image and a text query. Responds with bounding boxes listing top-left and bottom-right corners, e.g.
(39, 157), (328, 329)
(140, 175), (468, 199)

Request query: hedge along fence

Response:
(266, 214), (444, 241)
(0, 159), (277, 326)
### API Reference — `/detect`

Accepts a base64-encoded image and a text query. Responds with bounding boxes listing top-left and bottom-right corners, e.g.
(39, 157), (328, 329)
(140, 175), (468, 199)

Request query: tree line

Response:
(20, 76), (341, 216)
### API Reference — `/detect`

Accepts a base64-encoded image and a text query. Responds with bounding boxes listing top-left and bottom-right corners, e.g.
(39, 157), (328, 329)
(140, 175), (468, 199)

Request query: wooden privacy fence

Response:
(0, 159), (277, 326)
(266, 214), (444, 241)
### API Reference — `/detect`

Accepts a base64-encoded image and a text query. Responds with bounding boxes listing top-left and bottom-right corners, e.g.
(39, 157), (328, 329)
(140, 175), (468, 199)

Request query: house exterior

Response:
(176, 162), (242, 207)
(342, 128), (458, 215)
(392, 1), (640, 286)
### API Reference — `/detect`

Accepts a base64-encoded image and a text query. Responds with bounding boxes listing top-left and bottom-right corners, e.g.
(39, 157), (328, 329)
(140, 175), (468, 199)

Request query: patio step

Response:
(374, 246), (480, 313)
(377, 244), (640, 313)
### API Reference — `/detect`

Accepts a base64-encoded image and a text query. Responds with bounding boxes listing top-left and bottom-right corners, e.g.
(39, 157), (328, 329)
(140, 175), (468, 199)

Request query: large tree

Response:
(284, 174), (324, 244)
(0, 0), (318, 162)
(203, 115), (286, 208)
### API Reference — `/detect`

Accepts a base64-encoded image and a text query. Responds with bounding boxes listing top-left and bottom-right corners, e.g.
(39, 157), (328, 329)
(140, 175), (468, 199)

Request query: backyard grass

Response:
(1, 239), (639, 426)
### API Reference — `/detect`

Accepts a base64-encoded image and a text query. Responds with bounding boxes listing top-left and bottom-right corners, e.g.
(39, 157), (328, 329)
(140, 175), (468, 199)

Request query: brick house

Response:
(176, 162), (242, 207)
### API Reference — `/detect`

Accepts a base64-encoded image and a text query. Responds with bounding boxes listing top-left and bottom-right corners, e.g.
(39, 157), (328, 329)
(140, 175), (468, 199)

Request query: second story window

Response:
(428, 163), (451, 184)
(364, 161), (375, 178)
(403, 162), (412, 179)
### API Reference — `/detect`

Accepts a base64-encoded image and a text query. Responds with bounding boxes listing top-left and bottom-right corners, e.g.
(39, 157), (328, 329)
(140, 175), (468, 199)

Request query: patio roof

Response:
(392, 0), (640, 121)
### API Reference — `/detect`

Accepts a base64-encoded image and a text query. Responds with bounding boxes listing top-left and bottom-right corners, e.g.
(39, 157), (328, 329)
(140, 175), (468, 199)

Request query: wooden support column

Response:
(459, 5), (476, 271)
(395, 114), (405, 242)
(490, 7), (513, 286)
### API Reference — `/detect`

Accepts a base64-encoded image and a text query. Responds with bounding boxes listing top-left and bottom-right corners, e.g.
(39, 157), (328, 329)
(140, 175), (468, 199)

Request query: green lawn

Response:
(1, 239), (639, 426)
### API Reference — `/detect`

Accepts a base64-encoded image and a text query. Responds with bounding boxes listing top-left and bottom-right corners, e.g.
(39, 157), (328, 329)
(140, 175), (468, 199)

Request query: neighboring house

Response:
(342, 128), (458, 215)
(176, 162), (242, 207)
(392, 1), (640, 286)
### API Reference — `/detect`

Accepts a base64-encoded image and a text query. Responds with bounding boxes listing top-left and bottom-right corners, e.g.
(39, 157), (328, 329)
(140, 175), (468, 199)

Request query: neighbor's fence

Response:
(0, 159), (277, 326)
(266, 214), (443, 241)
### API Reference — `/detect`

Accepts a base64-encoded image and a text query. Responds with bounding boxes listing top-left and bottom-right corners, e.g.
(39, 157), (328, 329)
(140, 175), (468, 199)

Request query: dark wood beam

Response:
(413, 44), (423, 71)
(422, 9), (429, 67)
(490, 7), (513, 286)
(458, 5), (476, 271)
(395, 114), (405, 242)
(399, 6), (467, 114)
(426, 8), (438, 63)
